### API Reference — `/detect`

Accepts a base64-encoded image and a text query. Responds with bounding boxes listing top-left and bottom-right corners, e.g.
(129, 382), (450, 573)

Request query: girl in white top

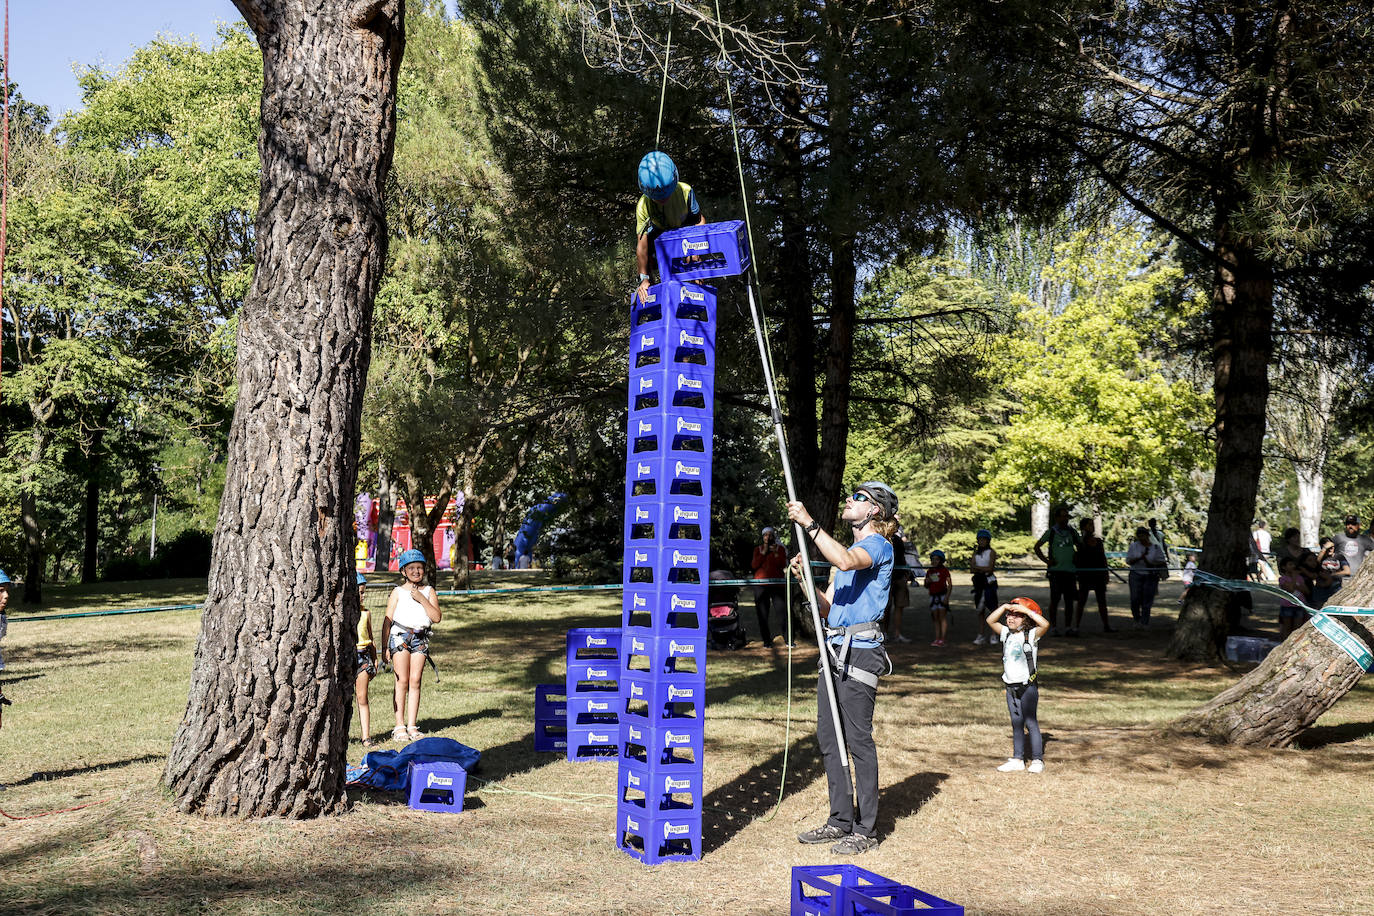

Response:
(383, 549), (442, 742)
(986, 597), (1050, 774)
(970, 529), (999, 646)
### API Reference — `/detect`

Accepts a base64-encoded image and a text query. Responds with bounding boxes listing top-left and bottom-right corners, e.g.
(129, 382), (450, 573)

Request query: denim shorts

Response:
(355, 649), (377, 677)
(388, 628), (430, 656)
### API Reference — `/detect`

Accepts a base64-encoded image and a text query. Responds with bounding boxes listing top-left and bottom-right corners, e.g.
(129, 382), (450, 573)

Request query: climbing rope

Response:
(653, 7), (674, 150)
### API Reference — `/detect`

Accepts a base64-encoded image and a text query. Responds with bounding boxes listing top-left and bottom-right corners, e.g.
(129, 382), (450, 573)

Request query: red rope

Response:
(1, 0), (9, 395)
(0, 798), (111, 821)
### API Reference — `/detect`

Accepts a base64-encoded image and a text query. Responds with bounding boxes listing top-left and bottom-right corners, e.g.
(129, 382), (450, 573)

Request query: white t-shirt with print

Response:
(1001, 629), (1038, 685)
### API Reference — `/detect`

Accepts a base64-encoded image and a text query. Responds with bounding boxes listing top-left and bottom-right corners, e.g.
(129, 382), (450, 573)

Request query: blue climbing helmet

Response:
(356, 572), (367, 585)
(638, 151), (678, 201)
(929, 549), (946, 561)
(976, 529), (992, 540)
(397, 549), (425, 570)
(0, 568), (9, 585)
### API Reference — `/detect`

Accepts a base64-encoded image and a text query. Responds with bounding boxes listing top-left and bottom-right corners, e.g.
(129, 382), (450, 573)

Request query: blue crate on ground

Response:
(623, 633), (707, 677)
(615, 802), (702, 865)
(618, 758), (704, 815)
(654, 220), (751, 281)
(407, 761), (467, 814)
(535, 683), (567, 718)
(621, 670), (706, 726)
(566, 723), (620, 762)
(534, 720), (567, 753)
(620, 719), (704, 769)
(791, 866), (963, 916)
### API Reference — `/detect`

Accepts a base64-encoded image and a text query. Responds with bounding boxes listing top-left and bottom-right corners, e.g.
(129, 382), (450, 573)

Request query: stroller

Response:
(707, 569), (748, 650)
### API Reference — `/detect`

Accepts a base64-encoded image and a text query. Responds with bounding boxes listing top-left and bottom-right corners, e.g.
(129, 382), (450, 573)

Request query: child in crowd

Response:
(1276, 556), (1310, 639)
(1179, 551), (1198, 603)
(987, 597), (1050, 774)
(0, 569), (9, 729)
(924, 550), (952, 647)
(355, 573), (377, 747)
(1311, 538), (1346, 609)
(383, 549), (443, 741)
(970, 529), (999, 646)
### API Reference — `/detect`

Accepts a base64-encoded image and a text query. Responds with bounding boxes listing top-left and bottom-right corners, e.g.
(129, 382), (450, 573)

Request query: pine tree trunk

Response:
(20, 429), (47, 604)
(81, 427), (106, 584)
(1295, 462), (1323, 552)
(375, 462), (395, 572)
(164, 0), (405, 818)
(1174, 564), (1373, 746)
(1170, 234), (1273, 661)
(1031, 492), (1050, 540)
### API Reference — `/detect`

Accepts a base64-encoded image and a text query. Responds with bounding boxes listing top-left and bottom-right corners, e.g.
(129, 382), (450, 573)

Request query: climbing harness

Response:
(821, 621), (891, 690)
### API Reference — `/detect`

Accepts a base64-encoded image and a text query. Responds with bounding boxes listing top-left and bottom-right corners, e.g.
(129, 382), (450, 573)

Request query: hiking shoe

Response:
(1028, 759), (1045, 774)
(831, 833), (879, 855)
(798, 824), (848, 845)
(997, 758), (1025, 772)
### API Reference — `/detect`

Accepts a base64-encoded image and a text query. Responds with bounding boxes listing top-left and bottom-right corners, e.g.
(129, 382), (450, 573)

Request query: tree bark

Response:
(164, 0), (405, 817)
(81, 426), (107, 584)
(1295, 462), (1323, 552)
(1169, 234), (1273, 661)
(1031, 491), (1050, 541)
(20, 428), (48, 604)
(1174, 565), (1372, 746)
(375, 461), (394, 572)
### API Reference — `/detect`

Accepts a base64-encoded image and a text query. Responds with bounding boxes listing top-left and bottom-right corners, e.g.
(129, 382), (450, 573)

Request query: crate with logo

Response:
(620, 670), (706, 727)
(790, 865), (963, 916)
(615, 802), (702, 865)
(619, 719), (704, 770)
(654, 219), (751, 281)
(617, 758), (704, 816)
(623, 634), (707, 678)
(533, 683), (567, 753)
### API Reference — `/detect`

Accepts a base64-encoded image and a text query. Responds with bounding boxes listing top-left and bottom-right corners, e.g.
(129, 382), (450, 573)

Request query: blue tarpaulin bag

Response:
(346, 736), (480, 793)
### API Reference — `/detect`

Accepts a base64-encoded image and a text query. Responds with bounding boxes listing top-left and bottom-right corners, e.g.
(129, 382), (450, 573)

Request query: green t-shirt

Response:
(1037, 524), (1080, 571)
(635, 182), (700, 237)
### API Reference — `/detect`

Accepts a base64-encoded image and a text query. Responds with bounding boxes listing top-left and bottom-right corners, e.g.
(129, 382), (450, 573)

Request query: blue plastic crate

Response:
(624, 455), (712, 503)
(791, 866), (963, 916)
(623, 545), (658, 588)
(632, 287), (668, 330)
(627, 412), (667, 459)
(623, 498), (661, 547)
(408, 762), (467, 814)
(619, 719), (704, 769)
(629, 366), (716, 415)
(534, 720), (567, 753)
(565, 628), (621, 668)
(662, 280), (718, 322)
(654, 220), (751, 281)
(621, 670), (707, 726)
(566, 657), (620, 686)
(616, 802), (702, 864)
(618, 758), (704, 815)
(623, 633), (707, 677)
(664, 412), (713, 461)
(534, 683), (567, 721)
(629, 325), (666, 370)
(566, 724), (620, 762)
(664, 320), (715, 369)
(566, 690), (621, 720)
(622, 586), (708, 636)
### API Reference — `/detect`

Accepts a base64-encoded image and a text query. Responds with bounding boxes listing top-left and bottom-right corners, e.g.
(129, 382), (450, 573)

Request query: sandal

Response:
(407, 725), (424, 741)
(361, 737), (375, 748)
(392, 725), (409, 742)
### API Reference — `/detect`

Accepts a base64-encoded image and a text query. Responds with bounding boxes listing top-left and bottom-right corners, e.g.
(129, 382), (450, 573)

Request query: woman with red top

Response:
(751, 526), (788, 645)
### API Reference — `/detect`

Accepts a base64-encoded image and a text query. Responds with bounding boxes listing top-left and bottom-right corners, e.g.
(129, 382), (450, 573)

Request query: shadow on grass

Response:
(875, 770), (948, 837)
(0, 858), (447, 916)
(420, 707), (502, 735)
(701, 736), (822, 853)
(3, 637), (183, 669)
(9, 753), (164, 788)
(1293, 720), (1374, 749)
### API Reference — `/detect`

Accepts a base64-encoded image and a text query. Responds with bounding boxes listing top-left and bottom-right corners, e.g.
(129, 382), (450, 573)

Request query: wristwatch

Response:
(805, 520), (820, 535)
(639, 273), (651, 282)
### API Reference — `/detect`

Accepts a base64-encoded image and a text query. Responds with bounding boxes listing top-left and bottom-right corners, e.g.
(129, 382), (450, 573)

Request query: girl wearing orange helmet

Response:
(987, 597), (1050, 773)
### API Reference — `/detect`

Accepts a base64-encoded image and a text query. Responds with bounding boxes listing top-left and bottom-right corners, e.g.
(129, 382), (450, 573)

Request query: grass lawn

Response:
(1, 570), (1371, 915)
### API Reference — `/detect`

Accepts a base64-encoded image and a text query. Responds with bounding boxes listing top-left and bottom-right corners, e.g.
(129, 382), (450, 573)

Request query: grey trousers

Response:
(816, 646), (886, 838)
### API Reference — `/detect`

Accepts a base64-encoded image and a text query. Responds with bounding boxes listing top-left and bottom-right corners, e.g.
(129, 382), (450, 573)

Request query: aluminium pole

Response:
(743, 280), (850, 771)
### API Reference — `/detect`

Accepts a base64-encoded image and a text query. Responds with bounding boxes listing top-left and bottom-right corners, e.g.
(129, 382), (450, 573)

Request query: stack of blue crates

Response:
(791, 865), (964, 916)
(616, 219), (746, 864)
(566, 627), (622, 761)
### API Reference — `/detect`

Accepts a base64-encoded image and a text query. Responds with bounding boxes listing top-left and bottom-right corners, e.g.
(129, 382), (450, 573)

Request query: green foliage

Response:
(977, 228), (1213, 515)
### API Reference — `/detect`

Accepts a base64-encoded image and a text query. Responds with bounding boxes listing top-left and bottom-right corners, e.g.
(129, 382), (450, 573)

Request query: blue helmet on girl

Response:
(638, 151), (678, 201)
(397, 549), (426, 570)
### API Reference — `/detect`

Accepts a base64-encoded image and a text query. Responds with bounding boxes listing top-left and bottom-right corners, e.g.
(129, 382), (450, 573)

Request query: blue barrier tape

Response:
(8, 603), (205, 623)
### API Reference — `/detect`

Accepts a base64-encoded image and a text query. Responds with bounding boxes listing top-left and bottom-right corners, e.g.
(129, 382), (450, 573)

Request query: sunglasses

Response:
(851, 491), (872, 503)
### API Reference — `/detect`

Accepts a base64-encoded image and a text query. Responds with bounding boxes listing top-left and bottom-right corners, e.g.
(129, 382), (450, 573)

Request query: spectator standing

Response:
(1033, 505), (1080, 636)
(354, 573), (378, 747)
(1331, 514), (1374, 576)
(885, 527), (913, 643)
(1314, 537), (1350, 607)
(1125, 526), (1166, 628)
(751, 526), (788, 645)
(924, 550), (953, 647)
(1073, 518), (1113, 633)
(1253, 521), (1273, 558)
(1179, 552), (1198, 604)
(1277, 527), (1305, 564)
(0, 569), (9, 728)
(971, 529), (1000, 646)
(1276, 556), (1311, 639)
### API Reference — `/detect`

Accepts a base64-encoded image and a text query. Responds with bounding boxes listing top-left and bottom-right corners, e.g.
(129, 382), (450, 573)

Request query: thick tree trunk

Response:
(1174, 564), (1372, 746)
(1031, 491), (1050, 541)
(1295, 462), (1323, 552)
(164, 0), (405, 818)
(81, 427), (107, 584)
(1170, 235), (1273, 661)
(20, 429), (47, 604)
(775, 81), (819, 521)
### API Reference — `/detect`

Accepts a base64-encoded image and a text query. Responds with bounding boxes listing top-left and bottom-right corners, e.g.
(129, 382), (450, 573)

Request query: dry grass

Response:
(1, 570), (1371, 915)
